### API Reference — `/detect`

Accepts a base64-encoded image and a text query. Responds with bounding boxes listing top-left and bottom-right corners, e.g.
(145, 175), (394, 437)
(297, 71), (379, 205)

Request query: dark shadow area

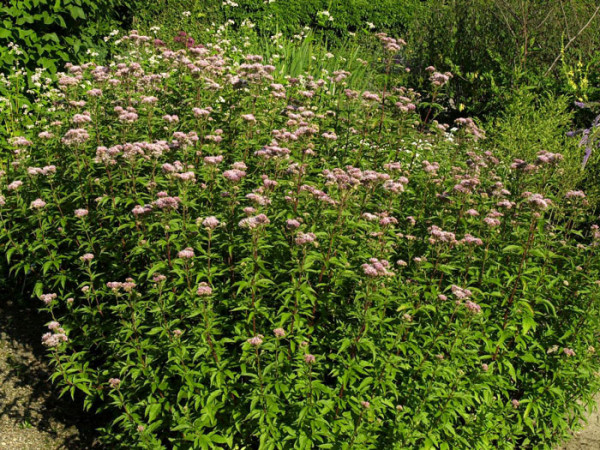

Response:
(0, 286), (106, 449)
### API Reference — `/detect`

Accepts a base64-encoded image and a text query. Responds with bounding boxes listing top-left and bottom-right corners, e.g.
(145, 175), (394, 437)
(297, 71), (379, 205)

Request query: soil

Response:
(0, 299), (101, 449)
(560, 400), (600, 449)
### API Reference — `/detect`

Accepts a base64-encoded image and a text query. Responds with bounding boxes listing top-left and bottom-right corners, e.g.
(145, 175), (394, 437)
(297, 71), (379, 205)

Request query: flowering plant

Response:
(1, 29), (599, 449)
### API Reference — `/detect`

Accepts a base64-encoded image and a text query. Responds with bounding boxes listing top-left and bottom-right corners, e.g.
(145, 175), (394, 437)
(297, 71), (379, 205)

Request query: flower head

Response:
(178, 247), (195, 259)
(196, 282), (213, 296)
(40, 293), (57, 305)
(247, 335), (264, 346)
(202, 216), (220, 229)
(80, 253), (94, 262)
(273, 328), (286, 338)
(304, 354), (316, 364)
(30, 198), (47, 210)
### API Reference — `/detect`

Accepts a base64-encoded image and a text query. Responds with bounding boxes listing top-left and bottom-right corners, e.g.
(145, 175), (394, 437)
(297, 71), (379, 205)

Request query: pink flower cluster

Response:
(247, 335), (264, 346)
(362, 258), (395, 277)
(196, 282), (212, 296)
(376, 32), (406, 52)
(464, 300), (482, 314)
(178, 247), (195, 259)
(451, 285), (472, 300)
(461, 234), (483, 246)
(428, 225), (457, 245)
(304, 354), (316, 364)
(223, 169), (247, 183)
(30, 198), (47, 209)
(7, 180), (23, 191)
(204, 155), (224, 165)
(526, 193), (552, 211)
(42, 326), (68, 347)
(27, 165), (56, 176)
(565, 190), (586, 199)
(295, 232), (317, 246)
(536, 150), (563, 166)
(239, 214), (270, 229)
(40, 293), (57, 305)
(429, 69), (453, 87)
(80, 253), (94, 262)
(273, 328), (286, 338)
(454, 117), (485, 141)
(61, 128), (90, 146)
(201, 216), (220, 229)
(107, 279), (136, 292)
(152, 192), (181, 210)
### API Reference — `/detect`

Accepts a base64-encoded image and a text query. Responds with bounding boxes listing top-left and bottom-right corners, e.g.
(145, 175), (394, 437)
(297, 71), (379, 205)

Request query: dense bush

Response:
(2, 30), (600, 449)
(406, 0), (600, 116)
(135, 0), (423, 42)
(0, 0), (140, 76)
(489, 90), (584, 187)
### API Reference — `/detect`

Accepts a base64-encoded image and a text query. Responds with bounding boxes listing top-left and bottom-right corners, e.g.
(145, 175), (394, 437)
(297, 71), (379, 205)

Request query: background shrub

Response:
(135, 0), (424, 41)
(0, 0), (141, 75)
(405, 0), (600, 116)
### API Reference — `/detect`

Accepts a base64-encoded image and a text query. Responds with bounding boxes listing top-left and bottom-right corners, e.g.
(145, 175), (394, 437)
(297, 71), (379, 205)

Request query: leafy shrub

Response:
(135, 0), (424, 43)
(0, 0), (140, 75)
(2, 30), (600, 449)
(406, 0), (600, 116)
(489, 89), (583, 188)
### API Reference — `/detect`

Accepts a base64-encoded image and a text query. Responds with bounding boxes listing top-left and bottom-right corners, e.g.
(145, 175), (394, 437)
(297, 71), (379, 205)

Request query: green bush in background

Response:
(136, 0), (424, 40)
(0, 0), (139, 75)
(406, 0), (600, 116)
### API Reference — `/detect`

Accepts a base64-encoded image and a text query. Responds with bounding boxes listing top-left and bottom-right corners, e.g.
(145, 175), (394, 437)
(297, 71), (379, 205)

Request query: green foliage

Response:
(1, 28), (600, 448)
(405, 0), (600, 116)
(489, 89), (600, 211)
(490, 89), (579, 180)
(135, 0), (424, 43)
(0, 0), (139, 75)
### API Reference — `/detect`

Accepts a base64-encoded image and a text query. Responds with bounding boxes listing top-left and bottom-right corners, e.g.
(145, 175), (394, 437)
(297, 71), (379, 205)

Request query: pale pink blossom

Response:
(30, 198), (47, 209)
(80, 253), (94, 262)
(273, 328), (286, 338)
(178, 247), (195, 259)
(304, 354), (316, 364)
(247, 335), (264, 346)
(202, 216), (220, 229)
(196, 282), (213, 296)
(40, 293), (57, 305)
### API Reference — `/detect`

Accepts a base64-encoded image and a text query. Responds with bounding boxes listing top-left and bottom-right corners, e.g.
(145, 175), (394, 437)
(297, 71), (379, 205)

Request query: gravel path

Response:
(560, 399), (600, 449)
(0, 299), (100, 449)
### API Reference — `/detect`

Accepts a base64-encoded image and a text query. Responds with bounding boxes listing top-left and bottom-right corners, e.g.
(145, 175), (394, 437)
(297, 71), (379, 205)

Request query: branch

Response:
(558, 0), (572, 40)
(545, 4), (600, 76)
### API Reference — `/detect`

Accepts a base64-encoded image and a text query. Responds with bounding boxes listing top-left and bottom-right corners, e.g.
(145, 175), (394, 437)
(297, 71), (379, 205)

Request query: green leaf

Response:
(147, 403), (161, 422)
(502, 245), (523, 254)
(68, 6), (86, 20)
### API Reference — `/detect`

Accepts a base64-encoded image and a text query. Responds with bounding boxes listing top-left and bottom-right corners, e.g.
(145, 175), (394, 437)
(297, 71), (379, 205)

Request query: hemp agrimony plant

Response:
(1, 29), (599, 449)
